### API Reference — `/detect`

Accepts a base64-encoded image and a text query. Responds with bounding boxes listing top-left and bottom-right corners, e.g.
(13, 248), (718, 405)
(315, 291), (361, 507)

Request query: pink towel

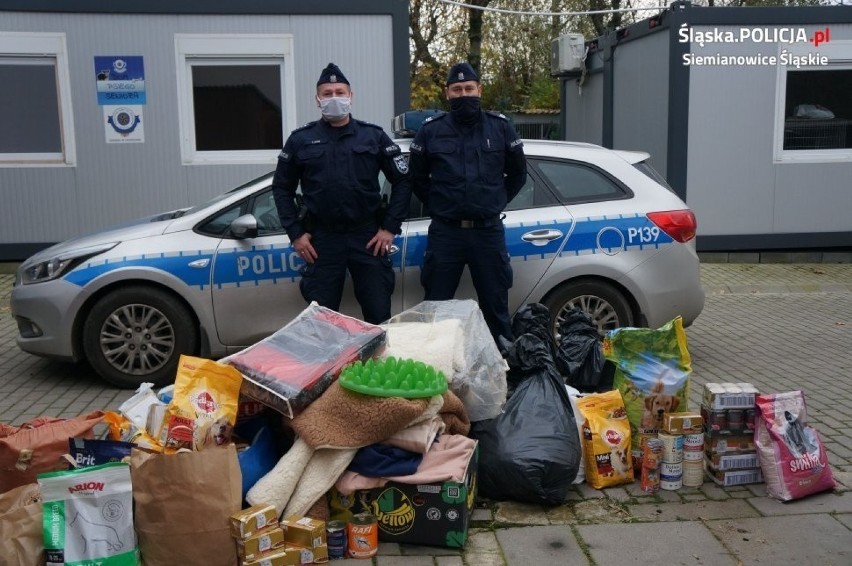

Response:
(335, 435), (477, 495)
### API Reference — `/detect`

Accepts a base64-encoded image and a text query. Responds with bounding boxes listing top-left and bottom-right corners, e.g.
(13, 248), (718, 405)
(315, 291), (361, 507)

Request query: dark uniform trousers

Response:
(421, 219), (513, 342)
(299, 224), (394, 325)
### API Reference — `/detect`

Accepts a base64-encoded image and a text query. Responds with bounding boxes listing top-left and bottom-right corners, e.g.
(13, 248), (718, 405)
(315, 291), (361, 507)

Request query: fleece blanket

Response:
(247, 382), (458, 517)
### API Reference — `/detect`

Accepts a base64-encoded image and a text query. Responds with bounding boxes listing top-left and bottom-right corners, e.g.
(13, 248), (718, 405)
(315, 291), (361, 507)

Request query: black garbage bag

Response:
(502, 303), (562, 395)
(555, 307), (606, 392)
(471, 333), (581, 505)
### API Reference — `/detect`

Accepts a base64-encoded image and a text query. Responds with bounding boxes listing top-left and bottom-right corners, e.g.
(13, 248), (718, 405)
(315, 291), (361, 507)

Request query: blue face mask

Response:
(318, 96), (351, 121)
(449, 96), (481, 124)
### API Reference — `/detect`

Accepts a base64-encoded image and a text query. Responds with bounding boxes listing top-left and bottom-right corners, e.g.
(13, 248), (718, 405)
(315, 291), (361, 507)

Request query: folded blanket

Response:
(440, 389), (471, 436)
(247, 384), (445, 517)
(384, 416), (445, 454)
(335, 434), (478, 495)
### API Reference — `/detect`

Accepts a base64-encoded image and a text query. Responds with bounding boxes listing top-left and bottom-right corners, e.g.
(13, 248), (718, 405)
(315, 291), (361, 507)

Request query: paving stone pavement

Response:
(1, 263), (850, 565)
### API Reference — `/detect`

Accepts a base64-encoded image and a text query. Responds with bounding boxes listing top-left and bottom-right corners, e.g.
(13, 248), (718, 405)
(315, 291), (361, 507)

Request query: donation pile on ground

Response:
(0, 300), (837, 565)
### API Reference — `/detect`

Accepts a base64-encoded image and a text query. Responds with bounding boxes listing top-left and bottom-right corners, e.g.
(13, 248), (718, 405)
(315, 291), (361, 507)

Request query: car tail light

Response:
(647, 210), (697, 243)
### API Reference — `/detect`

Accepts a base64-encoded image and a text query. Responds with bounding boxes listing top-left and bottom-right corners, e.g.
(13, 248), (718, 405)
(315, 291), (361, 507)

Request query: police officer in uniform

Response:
(272, 63), (412, 324)
(409, 62), (527, 344)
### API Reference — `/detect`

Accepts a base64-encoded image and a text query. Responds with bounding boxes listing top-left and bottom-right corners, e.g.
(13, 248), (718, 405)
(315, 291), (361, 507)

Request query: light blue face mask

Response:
(318, 96), (352, 121)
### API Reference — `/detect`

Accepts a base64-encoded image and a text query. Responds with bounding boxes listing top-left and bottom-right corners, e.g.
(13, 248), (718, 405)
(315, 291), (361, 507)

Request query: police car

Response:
(11, 124), (704, 388)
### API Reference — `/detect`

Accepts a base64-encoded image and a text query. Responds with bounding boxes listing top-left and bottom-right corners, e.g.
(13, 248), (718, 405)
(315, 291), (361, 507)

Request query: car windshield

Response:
(182, 173), (273, 216)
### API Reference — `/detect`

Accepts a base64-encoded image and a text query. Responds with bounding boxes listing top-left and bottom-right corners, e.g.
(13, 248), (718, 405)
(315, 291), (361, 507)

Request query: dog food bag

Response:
(576, 390), (634, 489)
(162, 355), (242, 451)
(37, 462), (140, 565)
(755, 390), (836, 501)
(603, 317), (692, 461)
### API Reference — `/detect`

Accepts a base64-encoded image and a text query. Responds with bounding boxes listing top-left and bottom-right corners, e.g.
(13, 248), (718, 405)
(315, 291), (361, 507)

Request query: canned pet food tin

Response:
(640, 466), (660, 493)
(745, 408), (757, 432)
(726, 409), (745, 432)
(642, 438), (664, 469)
(347, 513), (378, 559)
(327, 520), (347, 560)
(660, 461), (683, 490)
(682, 433), (704, 461)
(658, 432), (684, 463)
(705, 409), (727, 432)
(682, 460), (704, 487)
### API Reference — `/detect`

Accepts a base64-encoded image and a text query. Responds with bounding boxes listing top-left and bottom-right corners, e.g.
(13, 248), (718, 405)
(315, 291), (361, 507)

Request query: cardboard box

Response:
(280, 516), (326, 550)
(706, 452), (759, 471)
(328, 442), (477, 548)
(237, 526), (286, 561)
(241, 547), (300, 566)
(230, 503), (279, 539)
(285, 544), (328, 564)
(704, 433), (756, 455)
(705, 463), (764, 487)
(702, 383), (758, 411)
(661, 412), (703, 434)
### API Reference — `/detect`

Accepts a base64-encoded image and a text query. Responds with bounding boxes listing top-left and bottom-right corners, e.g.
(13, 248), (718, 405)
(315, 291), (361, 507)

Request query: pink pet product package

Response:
(754, 390), (836, 501)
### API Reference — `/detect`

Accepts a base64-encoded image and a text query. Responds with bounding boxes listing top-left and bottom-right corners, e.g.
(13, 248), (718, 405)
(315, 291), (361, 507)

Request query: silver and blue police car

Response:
(11, 135), (704, 388)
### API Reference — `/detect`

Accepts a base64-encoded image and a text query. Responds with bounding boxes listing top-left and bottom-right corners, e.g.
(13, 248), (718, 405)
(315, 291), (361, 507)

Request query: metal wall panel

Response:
(0, 11), (395, 253)
(613, 31), (669, 179)
(563, 74), (604, 146)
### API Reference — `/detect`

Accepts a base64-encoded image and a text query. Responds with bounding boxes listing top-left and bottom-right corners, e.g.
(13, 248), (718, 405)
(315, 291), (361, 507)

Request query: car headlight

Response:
(19, 242), (120, 285)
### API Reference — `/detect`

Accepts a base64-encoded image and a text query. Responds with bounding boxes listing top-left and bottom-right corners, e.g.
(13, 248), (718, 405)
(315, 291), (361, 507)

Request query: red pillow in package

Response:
(223, 304), (385, 418)
(755, 390), (836, 501)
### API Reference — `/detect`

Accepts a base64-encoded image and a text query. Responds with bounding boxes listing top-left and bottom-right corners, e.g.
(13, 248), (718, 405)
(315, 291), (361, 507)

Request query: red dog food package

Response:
(603, 317), (692, 467)
(576, 390), (634, 489)
(755, 390), (836, 501)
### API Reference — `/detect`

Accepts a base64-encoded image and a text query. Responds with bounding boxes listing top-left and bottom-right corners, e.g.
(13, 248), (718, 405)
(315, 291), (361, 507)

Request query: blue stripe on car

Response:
(63, 215), (673, 289)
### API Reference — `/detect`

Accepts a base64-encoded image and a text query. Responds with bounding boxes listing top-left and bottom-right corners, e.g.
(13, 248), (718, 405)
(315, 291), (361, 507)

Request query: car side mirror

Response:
(230, 214), (258, 239)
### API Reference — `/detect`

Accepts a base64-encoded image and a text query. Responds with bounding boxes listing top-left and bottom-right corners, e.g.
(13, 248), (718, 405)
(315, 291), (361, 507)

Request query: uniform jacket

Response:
(272, 118), (412, 241)
(409, 111), (526, 220)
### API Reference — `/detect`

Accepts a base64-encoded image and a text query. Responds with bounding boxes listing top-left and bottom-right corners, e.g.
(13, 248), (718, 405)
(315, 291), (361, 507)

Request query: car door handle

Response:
(521, 229), (563, 246)
(387, 244), (399, 255)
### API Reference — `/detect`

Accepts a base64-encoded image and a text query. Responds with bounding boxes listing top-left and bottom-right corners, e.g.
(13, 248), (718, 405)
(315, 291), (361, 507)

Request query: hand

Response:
(294, 233), (317, 264)
(367, 228), (394, 257)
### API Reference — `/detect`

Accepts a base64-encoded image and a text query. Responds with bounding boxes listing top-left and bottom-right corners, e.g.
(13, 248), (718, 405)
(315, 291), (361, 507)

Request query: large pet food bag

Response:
(576, 390), (634, 489)
(755, 390), (836, 501)
(603, 317), (691, 465)
(38, 462), (139, 566)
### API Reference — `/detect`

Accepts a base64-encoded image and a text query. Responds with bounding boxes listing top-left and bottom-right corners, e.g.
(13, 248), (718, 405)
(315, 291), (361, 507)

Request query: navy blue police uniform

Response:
(409, 63), (526, 344)
(272, 64), (411, 324)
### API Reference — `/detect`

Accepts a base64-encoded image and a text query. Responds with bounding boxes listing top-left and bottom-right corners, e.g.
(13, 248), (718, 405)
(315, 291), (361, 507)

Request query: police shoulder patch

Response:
(278, 150), (290, 161)
(509, 139), (524, 149)
(383, 144), (401, 156)
(486, 111), (508, 120)
(393, 153), (409, 174)
(423, 113), (447, 125)
(410, 142), (423, 153)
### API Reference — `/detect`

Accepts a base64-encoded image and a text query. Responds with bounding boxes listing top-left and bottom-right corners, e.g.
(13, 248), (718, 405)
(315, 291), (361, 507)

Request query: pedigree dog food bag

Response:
(576, 390), (634, 489)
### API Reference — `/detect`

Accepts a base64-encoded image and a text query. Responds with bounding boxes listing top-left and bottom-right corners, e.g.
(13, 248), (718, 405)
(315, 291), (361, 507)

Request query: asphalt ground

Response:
(1, 263), (851, 565)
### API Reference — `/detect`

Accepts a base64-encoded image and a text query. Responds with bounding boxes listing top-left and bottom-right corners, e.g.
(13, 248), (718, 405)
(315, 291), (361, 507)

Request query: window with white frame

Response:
(775, 41), (852, 162)
(0, 32), (76, 166)
(175, 34), (297, 165)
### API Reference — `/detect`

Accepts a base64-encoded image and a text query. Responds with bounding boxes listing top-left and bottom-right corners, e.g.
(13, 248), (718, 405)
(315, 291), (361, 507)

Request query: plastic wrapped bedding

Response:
(222, 303), (386, 418)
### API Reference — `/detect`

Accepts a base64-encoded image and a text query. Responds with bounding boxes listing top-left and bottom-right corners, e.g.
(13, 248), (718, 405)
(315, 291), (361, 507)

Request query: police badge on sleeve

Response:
(393, 153), (409, 174)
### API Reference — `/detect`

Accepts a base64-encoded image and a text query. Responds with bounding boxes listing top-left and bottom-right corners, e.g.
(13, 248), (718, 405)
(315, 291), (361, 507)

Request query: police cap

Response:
(446, 62), (479, 85)
(317, 63), (350, 87)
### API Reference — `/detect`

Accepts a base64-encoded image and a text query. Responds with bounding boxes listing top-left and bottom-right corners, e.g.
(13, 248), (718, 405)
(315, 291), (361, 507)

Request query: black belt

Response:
(433, 215), (502, 229)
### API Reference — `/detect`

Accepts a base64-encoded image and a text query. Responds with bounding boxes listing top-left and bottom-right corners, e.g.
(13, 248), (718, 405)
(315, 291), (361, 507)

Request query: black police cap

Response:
(446, 62), (479, 85)
(317, 63), (350, 86)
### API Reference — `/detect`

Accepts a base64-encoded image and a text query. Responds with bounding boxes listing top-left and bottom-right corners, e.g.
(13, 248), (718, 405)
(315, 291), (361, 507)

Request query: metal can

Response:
(326, 520), (347, 560)
(658, 432), (684, 463)
(726, 409), (745, 432)
(347, 512), (378, 559)
(745, 408), (757, 432)
(660, 461), (683, 490)
(682, 459), (705, 488)
(642, 438), (664, 469)
(705, 409), (727, 432)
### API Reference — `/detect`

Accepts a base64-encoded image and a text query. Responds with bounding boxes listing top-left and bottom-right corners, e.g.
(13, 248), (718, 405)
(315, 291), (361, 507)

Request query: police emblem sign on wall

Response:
(94, 56), (146, 143)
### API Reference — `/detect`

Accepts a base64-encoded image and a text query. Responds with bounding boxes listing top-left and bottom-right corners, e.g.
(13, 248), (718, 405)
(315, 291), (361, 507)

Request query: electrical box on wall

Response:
(551, 33), (586, 75)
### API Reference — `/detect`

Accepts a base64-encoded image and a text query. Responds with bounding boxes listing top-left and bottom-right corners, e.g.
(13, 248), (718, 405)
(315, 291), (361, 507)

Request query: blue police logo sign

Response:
(107, 107), (140, 134)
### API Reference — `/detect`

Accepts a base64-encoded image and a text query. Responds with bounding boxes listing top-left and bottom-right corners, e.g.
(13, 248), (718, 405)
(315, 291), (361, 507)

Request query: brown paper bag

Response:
(0, 483), (44, 565)
(0, 411), (105, 493)
(130, 445), (241, 566)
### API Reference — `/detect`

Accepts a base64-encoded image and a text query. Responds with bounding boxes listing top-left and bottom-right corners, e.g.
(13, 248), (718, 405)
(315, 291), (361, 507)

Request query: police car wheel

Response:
(544, 279), (634, 340)
(82, 286), (199, 388)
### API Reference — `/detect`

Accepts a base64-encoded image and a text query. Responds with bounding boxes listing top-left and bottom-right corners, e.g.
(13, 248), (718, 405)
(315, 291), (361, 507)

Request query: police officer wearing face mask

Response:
(409, 62), (527, 345)
(272, 63), (412, 324)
